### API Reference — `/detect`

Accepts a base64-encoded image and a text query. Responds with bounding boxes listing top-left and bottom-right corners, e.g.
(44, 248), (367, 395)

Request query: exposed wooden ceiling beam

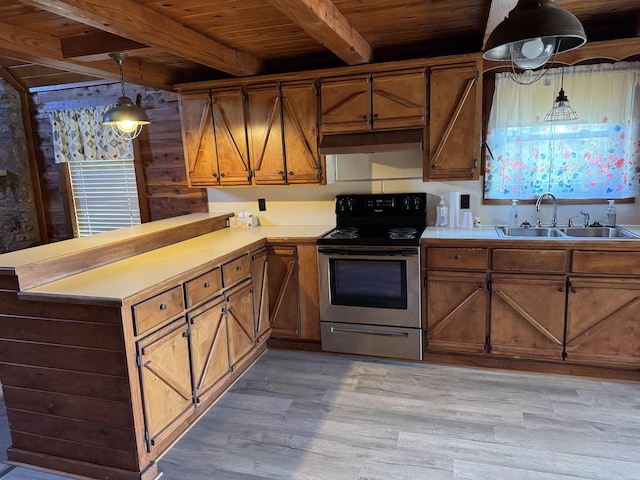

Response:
(0, 20), (173, 90)
(20, 0), (263, 77)
(266, 0), (372, 65)
(483, 0), (518, 50)
(61, 32), (149, 62)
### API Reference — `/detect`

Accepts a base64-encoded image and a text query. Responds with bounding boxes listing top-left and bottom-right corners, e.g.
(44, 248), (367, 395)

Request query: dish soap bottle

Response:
(508, 199), (519, 227)
(605, 199), (617, 227)
(436, 196), (448, 227)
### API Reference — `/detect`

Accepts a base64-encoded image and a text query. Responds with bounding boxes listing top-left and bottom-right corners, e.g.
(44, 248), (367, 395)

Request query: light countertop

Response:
(21, 225), (332, 303)
(0, 213), (232, 270)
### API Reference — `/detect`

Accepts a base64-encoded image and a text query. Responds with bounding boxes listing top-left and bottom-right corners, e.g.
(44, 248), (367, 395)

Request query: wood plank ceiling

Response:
(0, 0), (639, 91)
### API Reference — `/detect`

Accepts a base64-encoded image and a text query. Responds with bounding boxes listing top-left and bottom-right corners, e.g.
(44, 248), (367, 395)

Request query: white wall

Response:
(208, 151), (640, 227)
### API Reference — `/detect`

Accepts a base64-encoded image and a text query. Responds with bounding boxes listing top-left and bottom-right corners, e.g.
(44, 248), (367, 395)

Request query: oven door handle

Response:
(330, 326), (409, 337)
(317, 248), (418, 257)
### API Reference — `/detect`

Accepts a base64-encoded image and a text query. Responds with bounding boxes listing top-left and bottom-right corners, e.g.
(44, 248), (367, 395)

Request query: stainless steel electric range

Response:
(317, 192), (426, 361)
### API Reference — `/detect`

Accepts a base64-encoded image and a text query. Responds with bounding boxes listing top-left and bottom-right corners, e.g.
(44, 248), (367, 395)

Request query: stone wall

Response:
(0, 79), (40, 253)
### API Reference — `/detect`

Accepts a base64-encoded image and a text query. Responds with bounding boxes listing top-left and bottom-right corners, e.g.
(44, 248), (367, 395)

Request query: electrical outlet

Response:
(460, 194), (470, 209)
(258, 198), (266, 211)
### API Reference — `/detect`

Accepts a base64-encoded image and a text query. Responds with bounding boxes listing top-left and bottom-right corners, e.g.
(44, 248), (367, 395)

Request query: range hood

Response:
(318, 129), (423, 155)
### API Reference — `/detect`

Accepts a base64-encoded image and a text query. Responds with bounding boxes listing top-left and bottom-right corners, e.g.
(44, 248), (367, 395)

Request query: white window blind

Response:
(68, 159), (141, 237)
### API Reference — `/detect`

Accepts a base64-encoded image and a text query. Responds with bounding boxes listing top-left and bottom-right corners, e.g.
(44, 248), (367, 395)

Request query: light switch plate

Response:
(460, 194), (470, 209)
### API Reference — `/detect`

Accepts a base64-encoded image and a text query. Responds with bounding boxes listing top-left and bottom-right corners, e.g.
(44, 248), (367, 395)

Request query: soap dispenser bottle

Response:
(605, 199), (617, 227)
(508, 199), (519, 227)
(436, 196), (448, 227)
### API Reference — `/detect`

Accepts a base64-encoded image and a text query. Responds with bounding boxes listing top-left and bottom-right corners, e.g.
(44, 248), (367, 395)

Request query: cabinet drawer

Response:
(427, 247), (488, 270)
(185, 268), (223, 307)
(493, 249), (566, 273)
(572, 250), (640, 275)
(133, 286), (185, 336)
(222, 254), (251, 286)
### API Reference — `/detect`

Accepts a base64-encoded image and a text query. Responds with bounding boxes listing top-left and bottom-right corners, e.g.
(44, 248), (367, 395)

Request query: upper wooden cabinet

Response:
(424, 61), (481, 181)
(247, 81), (322, 185)
(320, 69), (426, 133)
(179, 89), (251, 187)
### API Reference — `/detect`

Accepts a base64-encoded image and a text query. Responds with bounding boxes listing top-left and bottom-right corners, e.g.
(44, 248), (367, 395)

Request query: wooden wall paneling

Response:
(2, 386), (131, 427)
(28, 83), (208, 243)
(9, 431), (139, 471)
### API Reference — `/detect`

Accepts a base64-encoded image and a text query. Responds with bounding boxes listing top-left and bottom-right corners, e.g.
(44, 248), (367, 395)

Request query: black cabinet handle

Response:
(204, 282), (210, 288)
(159, 303), (167, 310)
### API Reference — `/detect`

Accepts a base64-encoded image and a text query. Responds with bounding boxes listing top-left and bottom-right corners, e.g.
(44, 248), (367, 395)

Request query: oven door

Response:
(317, 246), (421, 328)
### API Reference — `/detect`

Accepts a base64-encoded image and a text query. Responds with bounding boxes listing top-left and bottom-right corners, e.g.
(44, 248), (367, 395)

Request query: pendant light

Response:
(102, 52), (150, 139)
(483, 0), (587, 85)
(544, 66), (578, 122)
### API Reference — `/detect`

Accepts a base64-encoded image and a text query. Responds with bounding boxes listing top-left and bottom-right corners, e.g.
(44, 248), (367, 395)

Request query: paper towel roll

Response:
(449, 191), (459, 229)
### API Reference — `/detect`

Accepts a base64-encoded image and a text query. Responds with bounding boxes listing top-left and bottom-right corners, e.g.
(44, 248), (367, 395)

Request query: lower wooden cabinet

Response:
(426, 270), (487, 354)
(267, 245), (301, 337)
(227, 280), (256, 367)
(252, 247), (270, 344)
(266, 243), (321, 341)
(424, 244), (640, 369)
(137, 318), (194, 451)
(490, 274), (565, 360)
(136, 251), (260, 455)
(566, 277), (640, 367)
(188, 296), (230, 404)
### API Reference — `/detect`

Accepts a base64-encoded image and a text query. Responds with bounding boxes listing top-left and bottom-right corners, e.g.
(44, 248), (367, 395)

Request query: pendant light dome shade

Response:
(102, 96), (150, 133)
(102, 53), (150, 139)
(483, 0), (586, 82)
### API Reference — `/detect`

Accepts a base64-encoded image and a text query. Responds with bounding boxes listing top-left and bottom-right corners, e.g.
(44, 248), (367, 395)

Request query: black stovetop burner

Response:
(317, 193), (427, 246)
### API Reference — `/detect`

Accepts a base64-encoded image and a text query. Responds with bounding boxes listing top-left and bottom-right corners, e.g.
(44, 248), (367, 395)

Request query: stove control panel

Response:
(335, 193), (426, 216)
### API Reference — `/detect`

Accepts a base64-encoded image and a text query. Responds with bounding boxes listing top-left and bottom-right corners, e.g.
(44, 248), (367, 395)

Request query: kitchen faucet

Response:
(535, 192), (557, 227)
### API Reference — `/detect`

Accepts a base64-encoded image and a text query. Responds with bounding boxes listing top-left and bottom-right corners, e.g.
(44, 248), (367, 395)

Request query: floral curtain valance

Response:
(485, 62), (640, 200)
(48, 105), (133, 163)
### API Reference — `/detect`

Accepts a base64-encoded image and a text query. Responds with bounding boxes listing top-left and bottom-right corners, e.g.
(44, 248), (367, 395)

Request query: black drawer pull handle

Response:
(204, 282), (210, 288)
(236, 265), (242, 271)
(159, 303), (167, 311)
(453, 255), (459, 260)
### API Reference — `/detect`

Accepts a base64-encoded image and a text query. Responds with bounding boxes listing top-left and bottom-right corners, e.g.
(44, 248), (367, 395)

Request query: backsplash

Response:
(207, 151), (640, 227)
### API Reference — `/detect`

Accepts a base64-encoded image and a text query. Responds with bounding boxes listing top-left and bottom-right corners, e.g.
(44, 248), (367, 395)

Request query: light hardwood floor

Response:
(1, 350), (640, 479)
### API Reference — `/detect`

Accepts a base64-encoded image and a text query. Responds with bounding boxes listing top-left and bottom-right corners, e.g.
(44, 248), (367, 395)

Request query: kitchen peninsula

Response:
(0, 213), (329, 480)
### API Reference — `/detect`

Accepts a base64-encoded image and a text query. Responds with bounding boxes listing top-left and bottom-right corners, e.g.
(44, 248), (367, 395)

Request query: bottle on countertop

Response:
(436, 196), (448, 227)
(508, 199), (519, 227)
(605, 199), (617, 227)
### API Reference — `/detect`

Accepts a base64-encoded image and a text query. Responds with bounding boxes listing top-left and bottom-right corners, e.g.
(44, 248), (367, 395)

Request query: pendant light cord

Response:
(117, 58), (126, 98)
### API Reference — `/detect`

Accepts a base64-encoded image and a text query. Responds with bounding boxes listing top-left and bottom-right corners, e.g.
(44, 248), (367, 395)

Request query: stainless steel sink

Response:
(495, 227), (565, 238)
(559, 226), (640, 239)
(495, 225), (640, 239)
